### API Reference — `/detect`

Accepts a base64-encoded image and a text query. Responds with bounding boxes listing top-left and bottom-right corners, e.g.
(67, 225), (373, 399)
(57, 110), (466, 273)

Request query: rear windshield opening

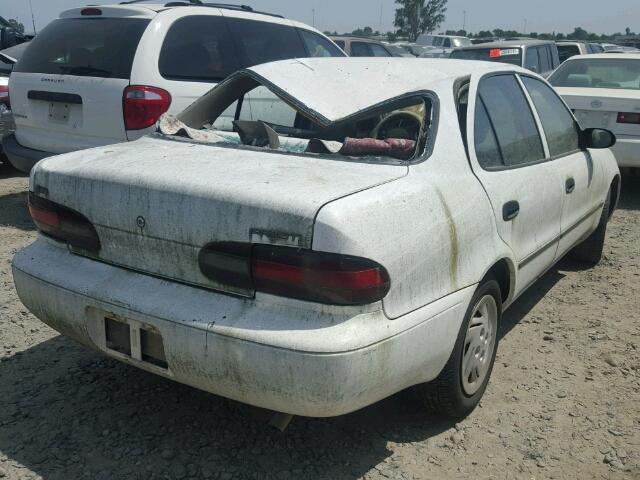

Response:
(13, 18), (150, 79)
(161, 82), (432, 162)
(450, 47), (522, 66)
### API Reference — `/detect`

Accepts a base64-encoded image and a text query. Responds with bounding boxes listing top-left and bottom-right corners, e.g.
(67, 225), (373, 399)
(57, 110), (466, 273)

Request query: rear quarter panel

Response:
(313, 94), (515, 318)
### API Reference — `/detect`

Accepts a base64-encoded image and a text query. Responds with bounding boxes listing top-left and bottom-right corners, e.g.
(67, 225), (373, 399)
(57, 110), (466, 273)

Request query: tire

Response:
(416, 279), (501, 420)
(569, 189), (611, 266)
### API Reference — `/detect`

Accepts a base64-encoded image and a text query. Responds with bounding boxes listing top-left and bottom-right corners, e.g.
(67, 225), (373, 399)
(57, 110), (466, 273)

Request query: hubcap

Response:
(461, 294), (498, 396)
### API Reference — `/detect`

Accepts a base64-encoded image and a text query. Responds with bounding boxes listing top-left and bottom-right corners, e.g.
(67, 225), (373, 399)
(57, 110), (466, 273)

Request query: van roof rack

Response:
(118, 0), (283, 18)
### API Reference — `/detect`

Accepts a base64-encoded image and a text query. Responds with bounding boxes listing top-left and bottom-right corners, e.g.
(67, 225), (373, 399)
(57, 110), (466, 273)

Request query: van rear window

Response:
(450, 48), (522, 66)
(14, 18), (149, 79)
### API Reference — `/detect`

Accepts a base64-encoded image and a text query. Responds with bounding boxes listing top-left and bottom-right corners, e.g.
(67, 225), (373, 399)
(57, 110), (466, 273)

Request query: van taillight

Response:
(617, 112), (640, 125)
(0, 84), (9, 107)
(28, 193), (101, 253)
(123, 86), (171, 130)
(198, 243), (390, 306)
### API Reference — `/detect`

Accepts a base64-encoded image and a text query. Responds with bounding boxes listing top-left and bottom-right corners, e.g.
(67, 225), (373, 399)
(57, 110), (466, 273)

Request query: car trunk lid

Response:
(31, 136), (407, 295)
(558, 87), (640, 136)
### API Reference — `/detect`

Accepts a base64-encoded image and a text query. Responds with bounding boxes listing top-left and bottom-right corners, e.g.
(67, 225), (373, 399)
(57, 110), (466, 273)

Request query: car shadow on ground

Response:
(0, 262), (576, 480)
(0, 190), (34, 231)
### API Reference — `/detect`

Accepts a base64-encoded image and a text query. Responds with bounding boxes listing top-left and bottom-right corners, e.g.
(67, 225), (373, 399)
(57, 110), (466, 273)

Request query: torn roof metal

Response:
(178, 57), (526, 129)
(241, 58), (523, 124)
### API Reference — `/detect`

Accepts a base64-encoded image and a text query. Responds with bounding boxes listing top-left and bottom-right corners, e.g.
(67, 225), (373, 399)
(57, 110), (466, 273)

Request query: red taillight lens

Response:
(123, 85), (171, 130)
(617, 112), (640, 124)
(0, 84), (9, 108)
(28, 193), (101, 253)
(199, 242), (390, 306)
(489, 48), (501, 58)
(81, 8), (102, 15)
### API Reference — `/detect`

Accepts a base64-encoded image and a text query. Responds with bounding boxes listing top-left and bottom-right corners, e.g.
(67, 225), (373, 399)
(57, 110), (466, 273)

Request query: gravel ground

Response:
(1, 166), (638, 480)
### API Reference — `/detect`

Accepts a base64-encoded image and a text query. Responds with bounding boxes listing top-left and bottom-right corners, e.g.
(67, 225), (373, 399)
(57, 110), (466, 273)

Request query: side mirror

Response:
(581, 128), (616, 149)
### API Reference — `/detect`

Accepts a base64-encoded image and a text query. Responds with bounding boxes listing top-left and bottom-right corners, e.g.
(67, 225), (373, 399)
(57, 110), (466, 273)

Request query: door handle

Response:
(502, 201), (520, 221)
(566, 178), (576, 194)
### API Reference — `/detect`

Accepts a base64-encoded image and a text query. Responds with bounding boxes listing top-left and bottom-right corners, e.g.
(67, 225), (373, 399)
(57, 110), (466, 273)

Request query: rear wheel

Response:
(417, 279), (501, 419)
(570, 189), (611, 266)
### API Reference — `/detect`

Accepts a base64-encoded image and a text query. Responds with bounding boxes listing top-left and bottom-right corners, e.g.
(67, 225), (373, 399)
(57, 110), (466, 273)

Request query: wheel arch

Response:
(480, 257), (515, 306)
(609, 174), (621, 218)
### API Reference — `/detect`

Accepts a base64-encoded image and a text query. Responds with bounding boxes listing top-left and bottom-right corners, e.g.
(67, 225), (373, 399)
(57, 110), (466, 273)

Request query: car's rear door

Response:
(519, 75), (607, 259)
(10, 8), (151, 153)
(467, 73), (564, 295)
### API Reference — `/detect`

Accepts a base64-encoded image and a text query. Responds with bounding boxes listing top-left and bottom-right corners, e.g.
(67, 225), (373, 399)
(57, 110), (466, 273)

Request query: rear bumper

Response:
(612, 136), (640, 168)
(12, 238), (473, 417)
(2, 133), (55, 173)
(2, 133), (52, 172)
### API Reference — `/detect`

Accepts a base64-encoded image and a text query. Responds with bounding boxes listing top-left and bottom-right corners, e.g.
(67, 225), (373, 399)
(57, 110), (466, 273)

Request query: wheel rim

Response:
(461, 294), (498, 396)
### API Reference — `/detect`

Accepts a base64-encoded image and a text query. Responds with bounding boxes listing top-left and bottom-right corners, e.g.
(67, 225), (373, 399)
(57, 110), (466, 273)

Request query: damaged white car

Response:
(13, 58), (620, 419)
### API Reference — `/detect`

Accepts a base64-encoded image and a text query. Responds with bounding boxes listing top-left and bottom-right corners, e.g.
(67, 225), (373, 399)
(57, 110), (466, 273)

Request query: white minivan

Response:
(3, 3), (344, 172)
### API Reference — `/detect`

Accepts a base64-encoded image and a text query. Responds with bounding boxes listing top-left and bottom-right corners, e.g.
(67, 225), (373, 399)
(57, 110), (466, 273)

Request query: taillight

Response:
(617, 112), (640, 124)
(198, 242), (390, 306)
(123, 85), (171, 130)
(0, 84), (9, 108)
(28, 193), (101, 253)
(489, 48), (501, 58)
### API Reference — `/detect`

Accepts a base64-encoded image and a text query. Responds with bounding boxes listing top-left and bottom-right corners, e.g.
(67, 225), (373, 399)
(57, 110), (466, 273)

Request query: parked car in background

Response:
(13, 57), (619, 420)
(416, 34), (471, 57)
(329, 36), (393, 57)
(0, 16), (32, 50)
(3, 3), (344, 172)
(557, 40), (603, 63)
(549, 53), (640, 169)
(450, 40), (560, 77)
(0, 42), (29, 169)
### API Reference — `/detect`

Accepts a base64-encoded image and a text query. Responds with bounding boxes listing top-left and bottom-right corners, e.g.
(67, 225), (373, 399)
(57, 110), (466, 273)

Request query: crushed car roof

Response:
(241, 57), (520, 123)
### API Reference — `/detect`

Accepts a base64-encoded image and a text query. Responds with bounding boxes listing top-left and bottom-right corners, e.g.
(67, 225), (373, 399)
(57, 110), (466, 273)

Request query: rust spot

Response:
(435, 187), (459, 288)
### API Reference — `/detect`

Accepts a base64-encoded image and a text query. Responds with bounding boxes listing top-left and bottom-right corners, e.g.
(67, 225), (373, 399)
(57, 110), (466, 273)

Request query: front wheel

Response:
(416, 280), (501, 420)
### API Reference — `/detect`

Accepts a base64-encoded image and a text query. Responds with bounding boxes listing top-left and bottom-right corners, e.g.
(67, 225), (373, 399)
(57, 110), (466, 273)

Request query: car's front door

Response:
(519, 75), (606, 259)
(468, 73), (565, 295)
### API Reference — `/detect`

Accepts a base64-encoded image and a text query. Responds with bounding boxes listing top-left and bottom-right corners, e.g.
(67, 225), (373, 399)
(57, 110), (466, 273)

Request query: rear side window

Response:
(524, 47), (540, 72)
(370, 44), (391, 57)
(333, 40), (345, 50)
(475, 75), (544, 168)
(538, 47), (551, 72)
(159, 16), (238, 81)
(521, 76), (580, 157)
(351, 42), (371, 57)
(558, 44), (580, 63)
(299, 30), (343, 57)
(14, 18), (149, 78)
(159, 16), (309, 82)
(226, 17), (306, 66)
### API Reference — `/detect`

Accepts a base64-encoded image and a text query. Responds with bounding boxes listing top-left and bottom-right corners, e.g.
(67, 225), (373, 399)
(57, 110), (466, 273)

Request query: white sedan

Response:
(12, 58), (620, 419)
(549, 53), (640, 169)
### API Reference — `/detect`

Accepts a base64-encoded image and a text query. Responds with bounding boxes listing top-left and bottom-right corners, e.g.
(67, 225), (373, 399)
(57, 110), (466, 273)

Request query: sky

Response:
(2, 0), (639, 36)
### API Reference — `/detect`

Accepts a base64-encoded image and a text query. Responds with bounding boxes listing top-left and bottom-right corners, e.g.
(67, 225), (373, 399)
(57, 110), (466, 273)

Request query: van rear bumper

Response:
(2, 133), (52, 172)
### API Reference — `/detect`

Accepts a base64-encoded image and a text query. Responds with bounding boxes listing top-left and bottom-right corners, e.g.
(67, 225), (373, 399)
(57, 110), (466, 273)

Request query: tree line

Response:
(325, 0), (635, 43)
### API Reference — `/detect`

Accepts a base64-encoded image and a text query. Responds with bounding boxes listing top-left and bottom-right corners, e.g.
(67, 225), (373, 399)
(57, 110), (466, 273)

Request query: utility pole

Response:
(312, 8), (315, 28)
(379, 1), (383, 33)
(28, 0), (37, 34)
(463, 10), (466, 32)
(523, 18), (527, 34)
